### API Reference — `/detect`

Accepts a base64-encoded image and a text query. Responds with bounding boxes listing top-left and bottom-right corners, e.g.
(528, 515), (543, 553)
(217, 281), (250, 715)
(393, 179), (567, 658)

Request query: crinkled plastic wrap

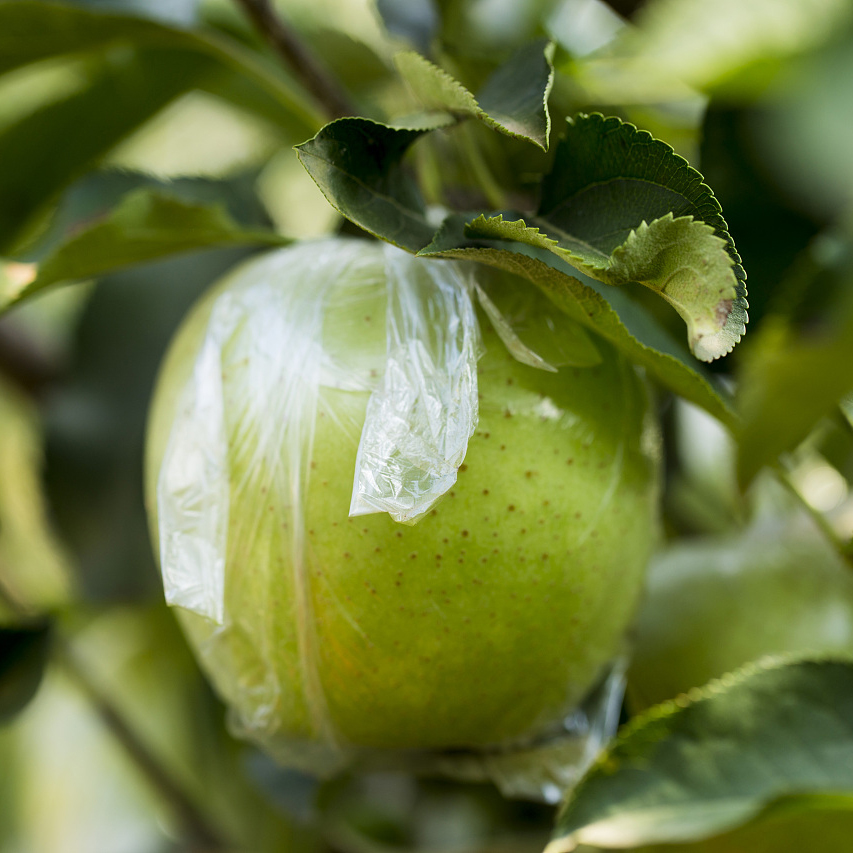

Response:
(157, 241), (480, 619)
(146, 238), (660, 798)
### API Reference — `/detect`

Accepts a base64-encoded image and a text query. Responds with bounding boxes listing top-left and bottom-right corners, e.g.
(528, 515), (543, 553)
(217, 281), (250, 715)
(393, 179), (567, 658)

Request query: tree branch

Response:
(0, 574), (229, 851)
(56, 641), (230, 852)
(234, 0), (356, 119)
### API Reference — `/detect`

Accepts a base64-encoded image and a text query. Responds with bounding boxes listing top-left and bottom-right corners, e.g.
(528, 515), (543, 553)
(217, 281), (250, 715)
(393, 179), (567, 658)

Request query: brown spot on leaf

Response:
(716, 298), (733, 326)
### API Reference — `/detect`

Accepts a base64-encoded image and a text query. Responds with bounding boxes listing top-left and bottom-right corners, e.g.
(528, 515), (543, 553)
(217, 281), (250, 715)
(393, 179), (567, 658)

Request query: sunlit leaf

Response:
(395, 38), (554, 149)
(0, 378), (71, 614)
(612, 0), (853, 93)
(575, 800), (853, 853)
(548, 658), (853, 852)
(0, 0), (319, 130)
(2, 189), (287, 311)
(0, 1), (321, 252)
(0, 51), (197, 255)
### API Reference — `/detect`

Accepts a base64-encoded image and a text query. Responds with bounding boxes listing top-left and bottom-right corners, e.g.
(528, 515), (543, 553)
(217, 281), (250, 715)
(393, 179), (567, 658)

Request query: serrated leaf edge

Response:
(464, 211), (747, 361)
(547, 652), (853, 853)
(394, 49), (552, 150)
(417, 232), (736, 427)
(562, 113), (747, 287)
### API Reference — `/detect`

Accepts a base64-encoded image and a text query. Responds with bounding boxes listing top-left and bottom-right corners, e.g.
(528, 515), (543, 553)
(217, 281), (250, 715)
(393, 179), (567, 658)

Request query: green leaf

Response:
(0, 377), (71, 614)
(540, 115), (738, 258)
(842, 394), (853, 430)
(621, 0), (853, 94)
(1, 189), (288, 311)
(579, 798), (853, 853)
(395, 38), (554, 149)
(465, 114), (747, 361)
(610, 216), (749, 362)
(736, 239), (853, 486)
(468, 214), (745, 361)
(0, 50), (198, 255)
(0, 0), (319, 131)
(295, 118), (435, 252)
(421, 216), (735, 426)
(737, 318), (853, 487)
(0, 623), (51, 723)
(0, 1), (321, 252)
(548, 658), (853, 852)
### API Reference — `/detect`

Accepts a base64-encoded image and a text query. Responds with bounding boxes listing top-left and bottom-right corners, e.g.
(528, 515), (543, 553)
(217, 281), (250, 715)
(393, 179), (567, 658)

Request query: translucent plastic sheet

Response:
(349, 246), (482, 523)
(157, 243), (364, 622)
(157, 241), (482, 619)
(411, 658), (628, 802)
(149, 238), (660, 797)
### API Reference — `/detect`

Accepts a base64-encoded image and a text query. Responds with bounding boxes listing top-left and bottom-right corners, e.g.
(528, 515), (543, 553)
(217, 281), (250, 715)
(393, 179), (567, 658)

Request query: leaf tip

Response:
(691, 294), (749, 362)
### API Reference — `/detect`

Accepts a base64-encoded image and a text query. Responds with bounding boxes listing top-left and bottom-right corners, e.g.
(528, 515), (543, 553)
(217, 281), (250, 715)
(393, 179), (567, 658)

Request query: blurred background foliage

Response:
(3, 0), (853, 851)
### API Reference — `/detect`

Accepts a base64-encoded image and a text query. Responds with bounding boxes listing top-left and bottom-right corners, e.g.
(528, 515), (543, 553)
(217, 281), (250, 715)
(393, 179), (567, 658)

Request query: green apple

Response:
(145, 239), (660, 768)
(627, 514), (853, 711)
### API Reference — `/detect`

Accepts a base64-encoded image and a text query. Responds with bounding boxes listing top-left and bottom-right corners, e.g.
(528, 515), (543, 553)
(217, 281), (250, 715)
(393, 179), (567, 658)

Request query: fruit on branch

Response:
(627, 514), (853, 711)
(145, 238), (660, 769)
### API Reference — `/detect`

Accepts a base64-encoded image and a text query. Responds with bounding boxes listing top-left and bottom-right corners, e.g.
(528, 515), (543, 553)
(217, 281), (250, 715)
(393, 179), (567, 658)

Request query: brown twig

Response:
(233, 0), (355, 119)
(56, 642), (231, 852)
(0, 320), (63, 399)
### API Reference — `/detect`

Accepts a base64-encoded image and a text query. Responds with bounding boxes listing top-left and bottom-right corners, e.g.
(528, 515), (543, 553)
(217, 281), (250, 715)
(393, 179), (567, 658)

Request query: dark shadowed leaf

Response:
(296, 118), (437, 251)
(0, 623), (51, 723)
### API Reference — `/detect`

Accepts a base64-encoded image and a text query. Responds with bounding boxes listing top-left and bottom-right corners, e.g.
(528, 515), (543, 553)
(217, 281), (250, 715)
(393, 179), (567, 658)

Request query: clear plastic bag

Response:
(145, 238), (659, 796)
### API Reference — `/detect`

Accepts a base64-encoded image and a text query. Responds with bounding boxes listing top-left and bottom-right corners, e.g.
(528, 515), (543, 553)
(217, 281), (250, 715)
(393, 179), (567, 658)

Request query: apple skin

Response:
(627, 515), (853, 711)
(145, 240), (660, 765)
